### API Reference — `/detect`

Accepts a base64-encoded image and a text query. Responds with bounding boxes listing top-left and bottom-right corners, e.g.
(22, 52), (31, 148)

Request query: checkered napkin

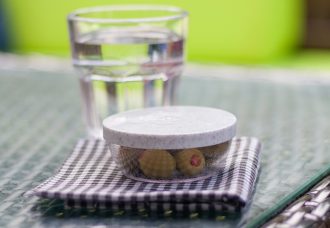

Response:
(26, 137), (261, 213)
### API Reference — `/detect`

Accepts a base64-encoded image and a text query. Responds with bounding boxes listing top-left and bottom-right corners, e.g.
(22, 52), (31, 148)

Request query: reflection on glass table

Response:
(0, 61), (329, 227)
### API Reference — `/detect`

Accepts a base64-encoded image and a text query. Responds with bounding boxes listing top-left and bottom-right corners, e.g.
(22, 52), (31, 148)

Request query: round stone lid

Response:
(103, 106), (237, 149)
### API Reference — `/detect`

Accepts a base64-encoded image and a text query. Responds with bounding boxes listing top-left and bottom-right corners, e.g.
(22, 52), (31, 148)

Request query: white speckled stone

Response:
(103, 106), (236, 149)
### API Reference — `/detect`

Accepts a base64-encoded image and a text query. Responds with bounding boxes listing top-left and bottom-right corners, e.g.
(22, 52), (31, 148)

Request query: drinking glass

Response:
(68, 5), (188, 138)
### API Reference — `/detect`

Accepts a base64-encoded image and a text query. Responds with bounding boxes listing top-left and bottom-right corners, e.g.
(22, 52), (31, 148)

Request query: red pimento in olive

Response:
(175, 149), (205, 176)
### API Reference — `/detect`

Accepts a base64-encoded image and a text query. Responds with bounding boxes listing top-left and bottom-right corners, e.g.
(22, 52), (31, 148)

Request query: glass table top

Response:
(0, 63), (329, 227)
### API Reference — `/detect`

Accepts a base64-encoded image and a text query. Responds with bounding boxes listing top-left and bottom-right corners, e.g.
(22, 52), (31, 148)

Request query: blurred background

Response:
(1, 0), (330, 68)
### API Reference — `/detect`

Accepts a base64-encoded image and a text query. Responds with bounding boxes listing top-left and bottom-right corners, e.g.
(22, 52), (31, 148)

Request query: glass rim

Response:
(67, 5), (188, 24)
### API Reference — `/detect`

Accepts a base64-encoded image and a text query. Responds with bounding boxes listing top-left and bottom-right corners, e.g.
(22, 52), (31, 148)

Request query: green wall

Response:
(4, 0), (303, 63)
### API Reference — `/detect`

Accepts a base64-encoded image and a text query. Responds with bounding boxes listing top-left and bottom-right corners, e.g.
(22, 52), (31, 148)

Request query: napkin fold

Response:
(26, 137), (261, 213)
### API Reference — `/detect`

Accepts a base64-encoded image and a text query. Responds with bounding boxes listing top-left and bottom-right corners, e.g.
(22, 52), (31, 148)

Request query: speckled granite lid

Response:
(103, 106), (237, 149)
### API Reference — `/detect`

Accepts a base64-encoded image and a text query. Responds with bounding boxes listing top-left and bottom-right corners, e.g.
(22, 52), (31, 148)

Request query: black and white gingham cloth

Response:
(26, 137), (261, 213)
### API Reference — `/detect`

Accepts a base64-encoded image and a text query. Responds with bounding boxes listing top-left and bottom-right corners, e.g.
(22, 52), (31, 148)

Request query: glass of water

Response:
(68, 5), (188, 138)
